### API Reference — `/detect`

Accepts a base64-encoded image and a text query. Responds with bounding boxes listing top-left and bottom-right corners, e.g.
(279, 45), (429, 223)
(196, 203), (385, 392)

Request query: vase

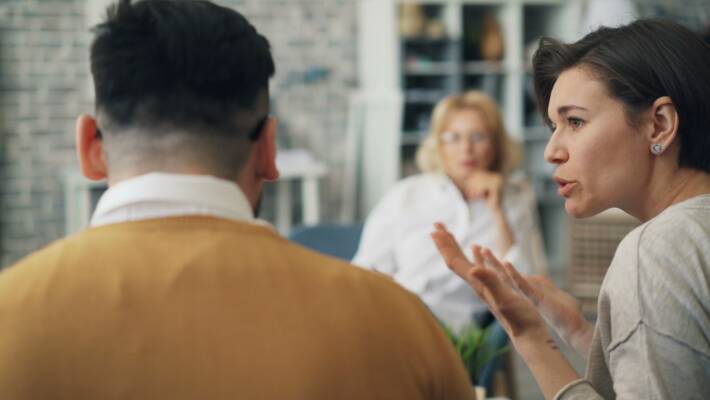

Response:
(426, 19), (446, 39)
(480, 11), (504, 61)
(399, 4), (427, 38)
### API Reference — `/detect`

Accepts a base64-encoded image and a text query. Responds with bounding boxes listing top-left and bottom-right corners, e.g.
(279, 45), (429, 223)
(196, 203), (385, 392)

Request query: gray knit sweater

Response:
(556, 195), (710, 399)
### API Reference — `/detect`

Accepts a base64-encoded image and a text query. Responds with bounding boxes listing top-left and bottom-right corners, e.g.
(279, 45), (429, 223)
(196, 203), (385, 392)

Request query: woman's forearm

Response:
(492, 208), (515, 255)
(540, 301), (595, 361)
(514, 331), (581, 400)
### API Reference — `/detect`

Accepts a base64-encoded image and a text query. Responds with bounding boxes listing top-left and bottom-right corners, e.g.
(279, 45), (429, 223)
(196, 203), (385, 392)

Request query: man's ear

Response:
(646, 96), (679, 153)
(255, 116), (279, 181)
(75, 114), (108, 181)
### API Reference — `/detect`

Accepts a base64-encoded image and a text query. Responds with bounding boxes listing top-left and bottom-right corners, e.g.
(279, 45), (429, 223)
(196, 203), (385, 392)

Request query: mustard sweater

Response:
(0, 216), (471, 399)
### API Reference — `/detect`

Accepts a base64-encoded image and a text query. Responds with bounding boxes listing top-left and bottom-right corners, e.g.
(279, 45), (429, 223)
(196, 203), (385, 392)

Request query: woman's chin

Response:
(565, 200), (607, 219)
(565, 202), (581, 218)
(457, 166), (480, 177)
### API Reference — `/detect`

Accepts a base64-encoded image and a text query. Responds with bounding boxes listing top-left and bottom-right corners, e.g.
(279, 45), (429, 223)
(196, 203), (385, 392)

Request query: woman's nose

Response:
(544, 134), (568, 165)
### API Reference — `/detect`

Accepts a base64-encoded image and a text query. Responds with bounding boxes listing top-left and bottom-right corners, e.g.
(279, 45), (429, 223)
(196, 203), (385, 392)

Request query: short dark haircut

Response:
(90, 0), (275, 140)
(533, 19), (710, 172)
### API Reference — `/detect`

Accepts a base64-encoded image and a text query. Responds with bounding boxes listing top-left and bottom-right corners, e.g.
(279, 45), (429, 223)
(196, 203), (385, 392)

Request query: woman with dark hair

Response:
(432, 19), (710, 399)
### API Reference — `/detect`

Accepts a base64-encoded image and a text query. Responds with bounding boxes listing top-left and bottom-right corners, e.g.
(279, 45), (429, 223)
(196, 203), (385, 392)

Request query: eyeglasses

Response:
(95, 115), (270, 141)
(440, 131), (491, 145)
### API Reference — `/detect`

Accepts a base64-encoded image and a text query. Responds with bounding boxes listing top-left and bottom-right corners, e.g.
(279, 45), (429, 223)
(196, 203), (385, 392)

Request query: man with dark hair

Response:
(0, 1), (471, 398)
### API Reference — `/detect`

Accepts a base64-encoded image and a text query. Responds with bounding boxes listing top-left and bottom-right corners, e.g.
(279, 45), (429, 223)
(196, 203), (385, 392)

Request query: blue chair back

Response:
(289, 223), (364, 261)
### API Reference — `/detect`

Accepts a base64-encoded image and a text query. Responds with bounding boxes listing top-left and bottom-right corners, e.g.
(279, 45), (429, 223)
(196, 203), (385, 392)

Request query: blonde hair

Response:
(415, 91), (521, 175)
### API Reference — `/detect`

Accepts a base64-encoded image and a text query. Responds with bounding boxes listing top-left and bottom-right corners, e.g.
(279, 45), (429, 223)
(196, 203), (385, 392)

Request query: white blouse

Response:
(352, 172), (548, 329)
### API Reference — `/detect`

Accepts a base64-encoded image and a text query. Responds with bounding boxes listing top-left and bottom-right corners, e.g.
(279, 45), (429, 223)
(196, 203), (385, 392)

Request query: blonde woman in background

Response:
(353, 91), (547, 330)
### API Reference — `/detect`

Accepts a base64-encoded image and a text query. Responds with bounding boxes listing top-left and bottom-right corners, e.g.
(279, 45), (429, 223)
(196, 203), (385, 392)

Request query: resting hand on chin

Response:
(464, 171), (503, 210)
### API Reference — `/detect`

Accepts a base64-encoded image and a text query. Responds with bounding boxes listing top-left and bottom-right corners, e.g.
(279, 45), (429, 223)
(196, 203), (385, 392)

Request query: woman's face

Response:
(438, 109), (496, 184)
(545, 67), (651, 218)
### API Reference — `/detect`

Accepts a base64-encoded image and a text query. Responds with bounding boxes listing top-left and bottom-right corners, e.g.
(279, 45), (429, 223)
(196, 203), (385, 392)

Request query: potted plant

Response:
(440, 322), (509, 400)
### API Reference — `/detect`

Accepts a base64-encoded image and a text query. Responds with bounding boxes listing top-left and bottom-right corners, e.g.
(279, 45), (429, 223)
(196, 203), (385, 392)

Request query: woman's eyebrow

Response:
(556, 105), (589, 115)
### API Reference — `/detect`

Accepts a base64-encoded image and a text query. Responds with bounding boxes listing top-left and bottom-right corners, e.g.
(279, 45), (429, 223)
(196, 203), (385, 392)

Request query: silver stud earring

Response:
(651, 143), (663, 155)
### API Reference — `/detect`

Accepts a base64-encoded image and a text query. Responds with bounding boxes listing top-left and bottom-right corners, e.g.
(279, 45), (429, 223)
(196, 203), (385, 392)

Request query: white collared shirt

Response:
(91, 173), (258, 227)
(352, 172), (548, 330)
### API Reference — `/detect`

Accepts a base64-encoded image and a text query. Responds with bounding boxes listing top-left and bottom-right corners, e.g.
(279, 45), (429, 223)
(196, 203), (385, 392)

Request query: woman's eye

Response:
(568, 117), (584, 129)
(441, 132), (460, 143)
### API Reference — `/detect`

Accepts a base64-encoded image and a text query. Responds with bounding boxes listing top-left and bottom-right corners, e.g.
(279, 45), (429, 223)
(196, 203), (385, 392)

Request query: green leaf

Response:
(437, 320), (510, 384)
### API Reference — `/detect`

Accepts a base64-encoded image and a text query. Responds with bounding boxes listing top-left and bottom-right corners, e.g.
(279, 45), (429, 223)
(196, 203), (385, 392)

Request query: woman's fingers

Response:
(502, 261), (541, 304)
(465, 268), (494, 304)
(432, 225), (525, 329)
(528, 275), (556, 290)
(431, 229), (545, 338)
(431, 223), (464, 262)
(431, 223), (472, 281)
(471, 264), (514, 303)
(472, 246), (523, 305)
(479, 247), (517, 288)
(472, 244), (485, 267)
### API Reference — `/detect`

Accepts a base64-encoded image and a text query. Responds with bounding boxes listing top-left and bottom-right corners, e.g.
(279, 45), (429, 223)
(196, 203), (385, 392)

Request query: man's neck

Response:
(106, 168), (261, 216)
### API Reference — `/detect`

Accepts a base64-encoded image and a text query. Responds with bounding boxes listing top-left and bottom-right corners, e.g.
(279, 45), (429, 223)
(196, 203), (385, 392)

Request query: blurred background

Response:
(0, 0), (708, 398)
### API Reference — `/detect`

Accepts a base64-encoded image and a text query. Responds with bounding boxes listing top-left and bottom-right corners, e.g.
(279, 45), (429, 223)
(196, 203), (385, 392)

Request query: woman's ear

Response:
(75, 114), (108, 181)
(647, 96), (679, 154)
(256, 116), (279, 181)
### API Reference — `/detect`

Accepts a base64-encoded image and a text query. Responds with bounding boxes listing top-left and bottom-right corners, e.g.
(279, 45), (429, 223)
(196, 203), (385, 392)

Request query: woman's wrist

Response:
(491, 206), (514, 255)
(565, 319), (594, 360)
(514, 328), (581, 399)
(511, 325), (552, 350)
(491, 206), (510, 230)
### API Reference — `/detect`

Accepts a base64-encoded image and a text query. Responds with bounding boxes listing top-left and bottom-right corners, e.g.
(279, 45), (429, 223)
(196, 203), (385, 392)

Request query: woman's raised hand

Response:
(430, 222), (547, 340)
(431, 222), (593, 358)
(432, 222), (585, 398)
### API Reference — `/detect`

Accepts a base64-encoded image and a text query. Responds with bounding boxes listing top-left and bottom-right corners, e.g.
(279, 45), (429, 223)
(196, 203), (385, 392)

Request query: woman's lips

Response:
(555, 177), (578, 197)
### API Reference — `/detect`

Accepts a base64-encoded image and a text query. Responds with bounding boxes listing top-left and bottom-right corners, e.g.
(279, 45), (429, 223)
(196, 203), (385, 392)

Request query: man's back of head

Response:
(87, 0), (275, 183)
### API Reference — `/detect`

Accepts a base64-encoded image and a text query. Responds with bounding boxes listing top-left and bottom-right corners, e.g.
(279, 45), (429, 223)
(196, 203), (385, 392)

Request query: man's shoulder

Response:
(1, 232), (78, 278)
(0, 232), (88, 311)
(284, 240), (427, 304)
(257, 236), (445, 332)
(2, 219), (424, 308)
